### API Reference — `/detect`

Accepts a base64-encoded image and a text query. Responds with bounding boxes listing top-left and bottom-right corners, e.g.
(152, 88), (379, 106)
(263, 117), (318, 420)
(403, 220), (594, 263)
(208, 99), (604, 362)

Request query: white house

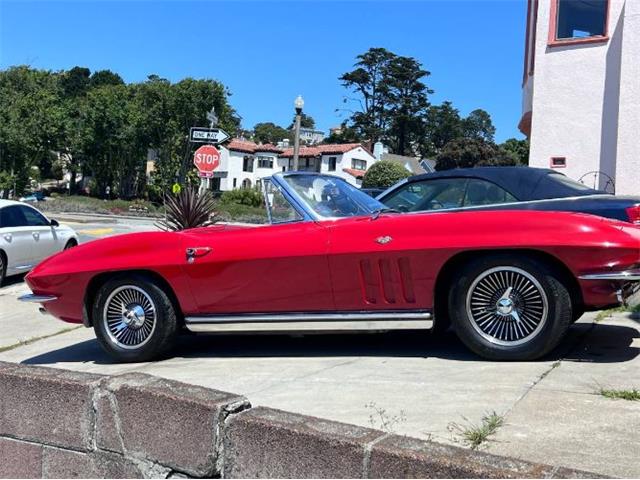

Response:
(520, 0), (639, 195)
(211, 139), (378, 191)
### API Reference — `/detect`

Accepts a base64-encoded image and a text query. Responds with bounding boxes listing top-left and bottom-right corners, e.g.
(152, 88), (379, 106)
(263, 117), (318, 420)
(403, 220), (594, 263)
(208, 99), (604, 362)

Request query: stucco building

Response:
(520, 0), (639, 195)
(209, 139), (377, 191)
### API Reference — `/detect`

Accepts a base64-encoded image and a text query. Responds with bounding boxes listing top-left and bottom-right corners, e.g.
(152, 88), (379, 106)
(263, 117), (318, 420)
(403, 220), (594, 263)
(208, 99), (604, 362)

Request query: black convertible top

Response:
(403, 166), (603, 201)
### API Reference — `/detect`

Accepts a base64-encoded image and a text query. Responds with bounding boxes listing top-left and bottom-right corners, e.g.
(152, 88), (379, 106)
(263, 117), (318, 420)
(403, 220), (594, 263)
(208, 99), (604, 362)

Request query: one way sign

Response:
(189, 127), (230, 144)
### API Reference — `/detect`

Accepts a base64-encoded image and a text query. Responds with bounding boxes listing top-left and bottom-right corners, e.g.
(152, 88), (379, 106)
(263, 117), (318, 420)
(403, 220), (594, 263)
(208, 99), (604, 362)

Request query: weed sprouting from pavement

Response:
(448, 412), (504, 450)
(598, 388), (640, 401)
(365, 402), (407, 434)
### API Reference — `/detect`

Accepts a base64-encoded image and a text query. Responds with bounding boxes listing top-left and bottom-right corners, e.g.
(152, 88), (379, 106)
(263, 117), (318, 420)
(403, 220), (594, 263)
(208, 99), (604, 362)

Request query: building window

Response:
(243, 156), (254, 172)
(550, 156), (567, 168)
(242, 178), (252, 189)
(549, 0), (608, 46)
(233, 178), (237, 188)
(328, 156), (337, 171)
(352, 159), (367, 170)
(257, 156), (273, 169)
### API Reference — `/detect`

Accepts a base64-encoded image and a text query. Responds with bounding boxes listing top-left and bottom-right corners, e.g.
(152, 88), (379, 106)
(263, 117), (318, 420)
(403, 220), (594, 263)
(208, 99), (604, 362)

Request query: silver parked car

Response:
(0, 200), (78, 285)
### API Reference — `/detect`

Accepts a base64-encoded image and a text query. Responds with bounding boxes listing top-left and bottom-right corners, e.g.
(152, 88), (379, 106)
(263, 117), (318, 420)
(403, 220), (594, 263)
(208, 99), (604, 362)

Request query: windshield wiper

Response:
(371, 207), (400, 220)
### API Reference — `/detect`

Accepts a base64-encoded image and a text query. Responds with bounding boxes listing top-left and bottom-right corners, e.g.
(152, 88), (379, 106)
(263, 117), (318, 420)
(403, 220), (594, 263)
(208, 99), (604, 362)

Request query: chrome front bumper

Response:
(18, 294), (58, 303)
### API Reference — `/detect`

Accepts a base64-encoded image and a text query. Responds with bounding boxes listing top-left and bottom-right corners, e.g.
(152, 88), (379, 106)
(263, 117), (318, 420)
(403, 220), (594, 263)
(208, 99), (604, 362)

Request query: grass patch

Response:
(599, 388), (640, 401)
(448, 412), (504, 450)
(0, 326), (81, 353)
(39, 195), (162, 217)
(595, 304), (639, 322)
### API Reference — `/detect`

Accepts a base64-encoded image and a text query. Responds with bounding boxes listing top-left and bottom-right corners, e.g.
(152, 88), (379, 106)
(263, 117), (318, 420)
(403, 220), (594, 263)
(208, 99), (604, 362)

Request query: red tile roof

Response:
(226, 138), (368, 158)
(226, 139), (259, 154)
(318, 143), (363, 154)
(279, 143), (366, 158)
(342, 168), (367, 178)
(254, 143), (282, 154)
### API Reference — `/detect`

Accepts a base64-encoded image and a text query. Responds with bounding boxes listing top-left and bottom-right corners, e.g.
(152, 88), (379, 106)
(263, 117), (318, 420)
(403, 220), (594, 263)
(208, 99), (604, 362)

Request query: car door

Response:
(0, 205), (34, 273)
(326, 214), (438, 312)
(18, 205), (59, 262)
(180, 185), (334, 314)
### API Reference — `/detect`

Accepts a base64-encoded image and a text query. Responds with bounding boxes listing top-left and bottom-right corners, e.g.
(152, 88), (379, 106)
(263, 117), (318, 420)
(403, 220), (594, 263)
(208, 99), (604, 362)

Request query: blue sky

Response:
(0, 0), (527, 142)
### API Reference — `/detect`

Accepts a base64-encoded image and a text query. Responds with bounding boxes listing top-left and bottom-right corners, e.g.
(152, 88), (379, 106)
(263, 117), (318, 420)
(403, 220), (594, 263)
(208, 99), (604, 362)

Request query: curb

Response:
(0, 362), (602, 479)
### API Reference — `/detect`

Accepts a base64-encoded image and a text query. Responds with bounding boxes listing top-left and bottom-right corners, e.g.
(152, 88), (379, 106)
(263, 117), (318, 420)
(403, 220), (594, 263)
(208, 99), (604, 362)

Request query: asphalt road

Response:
(1, 216), (639, 477)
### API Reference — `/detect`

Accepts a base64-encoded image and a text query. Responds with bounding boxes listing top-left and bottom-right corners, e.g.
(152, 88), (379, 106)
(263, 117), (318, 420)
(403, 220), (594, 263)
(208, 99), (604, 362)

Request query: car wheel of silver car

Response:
(449, 254), (572, 361)
(0, 251), (6, 287)
(93, 275), (178, 362)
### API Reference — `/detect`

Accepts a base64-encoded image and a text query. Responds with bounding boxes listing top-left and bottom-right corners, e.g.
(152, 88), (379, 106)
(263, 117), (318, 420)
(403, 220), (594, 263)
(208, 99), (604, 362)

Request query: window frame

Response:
(20, 205), (50, 227)
(351, 158), (367, 170)
(327, 156), (337, 172)
(548, 0), (609, 47)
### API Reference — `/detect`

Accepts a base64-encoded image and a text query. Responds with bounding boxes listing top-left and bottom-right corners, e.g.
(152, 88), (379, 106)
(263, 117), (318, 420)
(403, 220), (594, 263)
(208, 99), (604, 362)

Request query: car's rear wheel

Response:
(449, 255), (572, 360)
(93, 276), (178, 362)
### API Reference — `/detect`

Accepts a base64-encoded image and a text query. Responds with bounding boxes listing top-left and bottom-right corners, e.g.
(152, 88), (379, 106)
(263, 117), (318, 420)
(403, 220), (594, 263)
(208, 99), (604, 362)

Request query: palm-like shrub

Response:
(157, 187), (217, 231)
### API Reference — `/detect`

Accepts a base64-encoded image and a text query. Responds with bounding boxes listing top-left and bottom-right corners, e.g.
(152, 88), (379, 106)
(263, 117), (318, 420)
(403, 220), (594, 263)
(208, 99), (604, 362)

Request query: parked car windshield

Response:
(282, 174), (386, 218)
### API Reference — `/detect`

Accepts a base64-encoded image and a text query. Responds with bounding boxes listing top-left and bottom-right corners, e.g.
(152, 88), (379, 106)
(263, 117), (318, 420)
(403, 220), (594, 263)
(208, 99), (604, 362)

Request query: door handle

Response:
(32, 232), (40, 240)
(186, 247), (212, 263)
(3, 233), (11, 242)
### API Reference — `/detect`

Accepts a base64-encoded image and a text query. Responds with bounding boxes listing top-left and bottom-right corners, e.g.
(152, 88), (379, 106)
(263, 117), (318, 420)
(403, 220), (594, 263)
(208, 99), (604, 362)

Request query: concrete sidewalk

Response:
(1, 281), (639, 477)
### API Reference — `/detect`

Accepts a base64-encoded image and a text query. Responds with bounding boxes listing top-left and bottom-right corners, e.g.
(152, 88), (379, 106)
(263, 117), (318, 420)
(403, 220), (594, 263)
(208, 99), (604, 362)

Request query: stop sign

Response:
(193, 145), (220, 177)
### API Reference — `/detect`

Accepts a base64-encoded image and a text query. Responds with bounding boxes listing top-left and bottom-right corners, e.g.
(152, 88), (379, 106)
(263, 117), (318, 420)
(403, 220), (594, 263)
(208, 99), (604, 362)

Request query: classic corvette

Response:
(20, 172), (640, 362)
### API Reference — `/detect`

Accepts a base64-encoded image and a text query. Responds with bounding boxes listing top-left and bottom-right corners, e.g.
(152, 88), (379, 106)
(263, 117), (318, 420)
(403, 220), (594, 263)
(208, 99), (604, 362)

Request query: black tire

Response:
(448, 254), (572, 361)
(93, 275), (178, 362)
(64, 239), (77, 250)
(0, 251), (6, 287)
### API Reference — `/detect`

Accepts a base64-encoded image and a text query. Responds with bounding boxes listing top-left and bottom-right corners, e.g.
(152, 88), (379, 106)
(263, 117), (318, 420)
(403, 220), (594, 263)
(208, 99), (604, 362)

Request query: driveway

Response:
(1, 275), (639, 477)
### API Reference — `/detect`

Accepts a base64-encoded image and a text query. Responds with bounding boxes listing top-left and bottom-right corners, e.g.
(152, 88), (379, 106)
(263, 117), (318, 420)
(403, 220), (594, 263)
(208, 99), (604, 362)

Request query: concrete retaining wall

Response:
(0, 361), (598, 478)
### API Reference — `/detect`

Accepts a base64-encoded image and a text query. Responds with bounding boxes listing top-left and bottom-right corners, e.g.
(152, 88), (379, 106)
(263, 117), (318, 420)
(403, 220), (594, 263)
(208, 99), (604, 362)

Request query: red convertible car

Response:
(20, 173), (640, 362)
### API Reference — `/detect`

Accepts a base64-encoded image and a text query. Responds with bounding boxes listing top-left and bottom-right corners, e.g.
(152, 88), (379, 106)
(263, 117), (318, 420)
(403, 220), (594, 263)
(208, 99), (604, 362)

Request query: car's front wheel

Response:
(93, 275), (178, 362)
(449, 255), (572, 360)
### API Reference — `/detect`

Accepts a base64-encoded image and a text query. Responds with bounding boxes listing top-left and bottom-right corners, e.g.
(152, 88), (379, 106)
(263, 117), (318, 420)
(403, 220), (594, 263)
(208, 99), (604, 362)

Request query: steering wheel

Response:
(428, 200), (445, 210)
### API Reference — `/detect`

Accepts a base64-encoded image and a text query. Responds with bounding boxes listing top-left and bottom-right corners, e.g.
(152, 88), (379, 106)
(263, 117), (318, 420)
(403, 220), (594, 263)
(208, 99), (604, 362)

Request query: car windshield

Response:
(282, 174), (387, 218)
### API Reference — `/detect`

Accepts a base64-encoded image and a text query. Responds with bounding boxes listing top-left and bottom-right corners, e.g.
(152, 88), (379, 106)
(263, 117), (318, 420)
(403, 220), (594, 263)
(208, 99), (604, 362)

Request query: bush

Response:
(219, 188), (263, 207)
(362, 161), (412, 189)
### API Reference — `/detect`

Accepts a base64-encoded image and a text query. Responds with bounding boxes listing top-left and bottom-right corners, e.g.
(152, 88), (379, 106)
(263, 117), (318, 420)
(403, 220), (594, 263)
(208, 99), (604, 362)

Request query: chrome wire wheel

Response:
(103, 285), (157, 350)
(465, 266), (548, 347)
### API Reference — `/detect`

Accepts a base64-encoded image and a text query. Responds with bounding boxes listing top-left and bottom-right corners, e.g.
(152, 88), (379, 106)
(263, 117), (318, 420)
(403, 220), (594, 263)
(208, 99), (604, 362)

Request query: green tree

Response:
(420, 101), (464, 158)
(288, 112), (315, 130)
(362, 160), (411, 188)
(499, 138), (529, 165)
(323, 124), (362, 144)
(435, 138), (515, 171)
(463, 109), (496, 143)
(382, 55), (431, 156)
(0, 66), (67, 196)
(253, 122), (291, 144)
(339, 47), (397, 142)
(89, 70), (125, 88)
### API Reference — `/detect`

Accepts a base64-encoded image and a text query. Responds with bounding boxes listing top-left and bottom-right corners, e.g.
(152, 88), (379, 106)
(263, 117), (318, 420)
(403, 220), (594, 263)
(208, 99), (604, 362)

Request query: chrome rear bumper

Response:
(579, 269), (640, 281)
(18, 294), (58, 303)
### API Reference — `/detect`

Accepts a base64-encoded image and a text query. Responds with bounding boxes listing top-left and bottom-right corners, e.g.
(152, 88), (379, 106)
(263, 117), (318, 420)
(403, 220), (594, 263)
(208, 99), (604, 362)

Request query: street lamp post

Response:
(292, 95), (304, 171)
